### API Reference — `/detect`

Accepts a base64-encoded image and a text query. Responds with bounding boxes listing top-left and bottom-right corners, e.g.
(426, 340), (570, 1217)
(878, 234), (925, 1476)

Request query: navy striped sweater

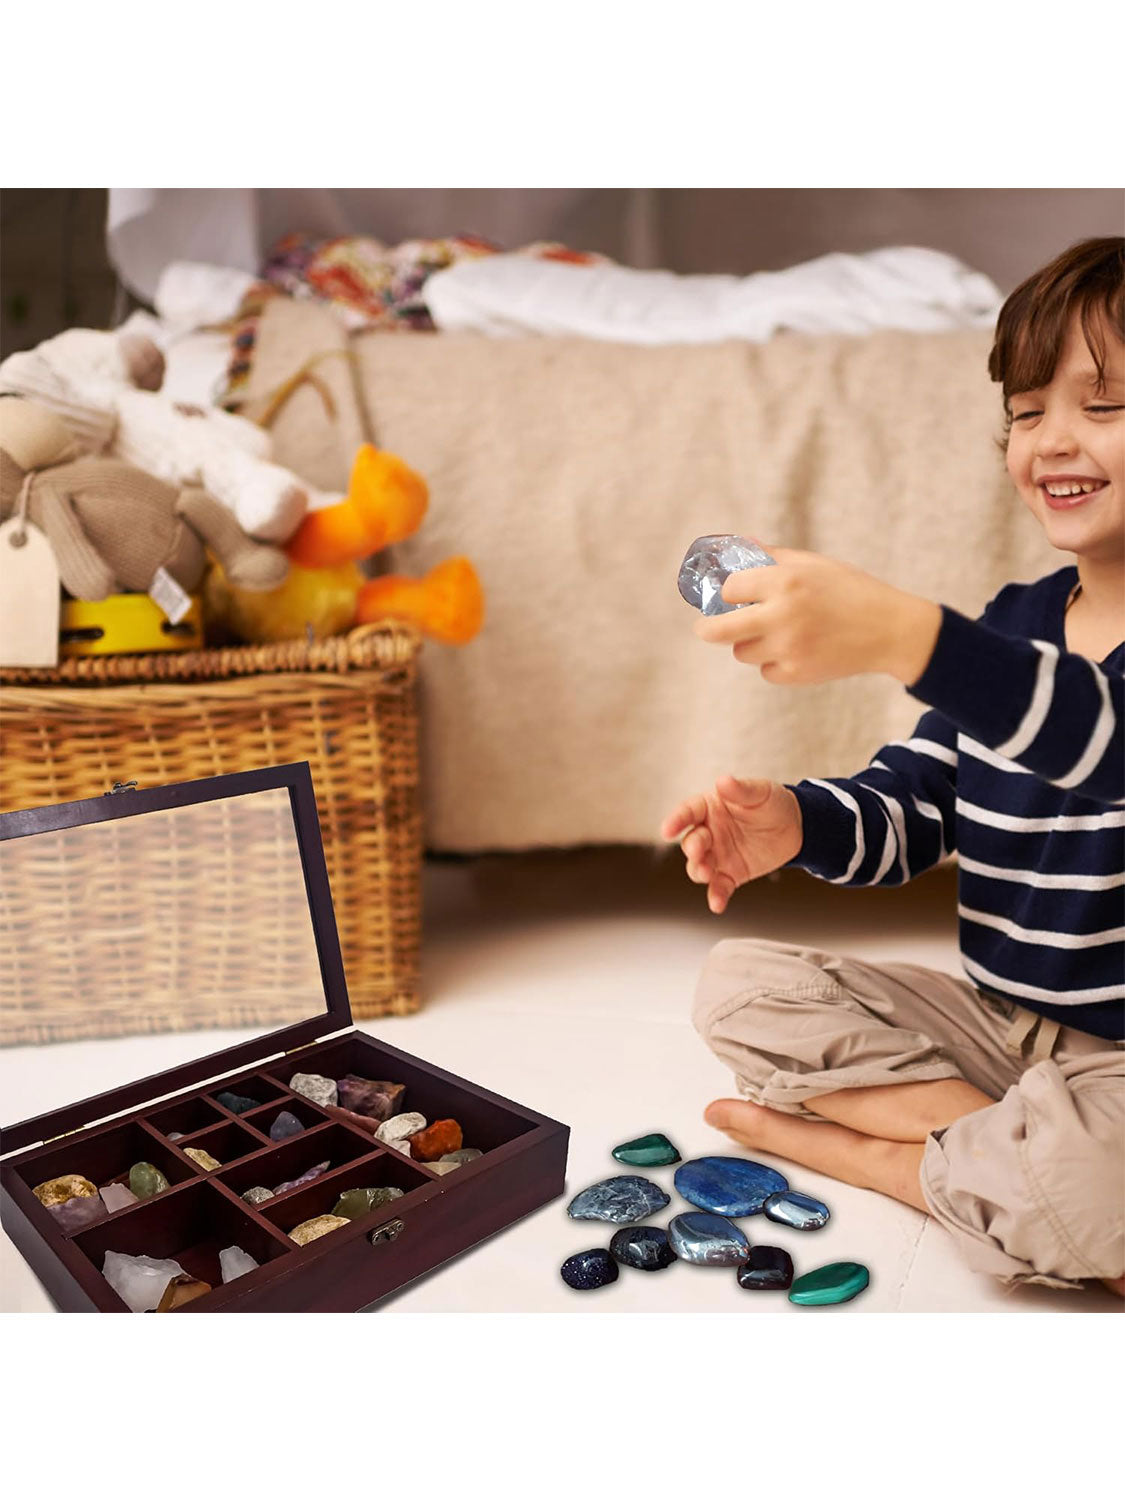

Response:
(786, 567), (1124, 1040)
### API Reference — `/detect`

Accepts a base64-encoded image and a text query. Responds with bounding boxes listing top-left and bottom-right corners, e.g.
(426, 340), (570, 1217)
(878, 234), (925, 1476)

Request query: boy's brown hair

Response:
(989, 236), (1125, 424)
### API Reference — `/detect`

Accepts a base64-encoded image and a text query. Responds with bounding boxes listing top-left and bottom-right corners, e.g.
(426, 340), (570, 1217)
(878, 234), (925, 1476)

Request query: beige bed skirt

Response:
(246, 300), (1057, 852)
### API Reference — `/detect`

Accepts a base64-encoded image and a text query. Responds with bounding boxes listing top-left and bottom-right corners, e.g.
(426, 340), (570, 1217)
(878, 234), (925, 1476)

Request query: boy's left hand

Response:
(696, 548), (942, 686)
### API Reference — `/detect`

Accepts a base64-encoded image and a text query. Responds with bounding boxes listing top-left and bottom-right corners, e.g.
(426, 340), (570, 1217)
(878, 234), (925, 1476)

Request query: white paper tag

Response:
(0, 516), (60, 667)
(149, 565), (191, 625)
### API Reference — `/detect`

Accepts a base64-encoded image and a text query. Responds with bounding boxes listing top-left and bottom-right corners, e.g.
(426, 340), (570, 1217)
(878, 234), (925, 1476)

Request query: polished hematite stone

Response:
(763, 1190), (830, 1230)
(677, 534), (776, 615)
(674, 1156), (789, 1217)
(215, 1090), (260, 1115)
(736, 1245), (795, 1291)
(611, 1132), (681, 1168)
(566, 1175), (671, 1225)
(788, 1261), (870, 1306)
(667, 1211), (751, 1267)
(610, 1225), (676, 1272)
(560, 1248), (619, 1291)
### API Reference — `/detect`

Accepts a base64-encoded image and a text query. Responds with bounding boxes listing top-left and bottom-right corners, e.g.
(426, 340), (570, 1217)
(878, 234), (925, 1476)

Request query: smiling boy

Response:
(663, 236), (1124, 1293)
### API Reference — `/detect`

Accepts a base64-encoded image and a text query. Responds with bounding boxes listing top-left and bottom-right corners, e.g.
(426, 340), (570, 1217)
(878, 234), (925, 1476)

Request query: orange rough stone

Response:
(408, 1119), (463, 1162)
(156, 1275), (212, 1311)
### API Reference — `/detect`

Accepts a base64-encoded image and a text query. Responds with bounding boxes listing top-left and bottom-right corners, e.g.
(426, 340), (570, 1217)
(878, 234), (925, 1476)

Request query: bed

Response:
(233, 293), (1057, 851)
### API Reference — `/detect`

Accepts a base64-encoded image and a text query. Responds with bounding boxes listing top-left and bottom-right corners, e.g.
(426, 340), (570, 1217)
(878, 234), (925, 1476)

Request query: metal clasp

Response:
(369, 1218), (404, 1246)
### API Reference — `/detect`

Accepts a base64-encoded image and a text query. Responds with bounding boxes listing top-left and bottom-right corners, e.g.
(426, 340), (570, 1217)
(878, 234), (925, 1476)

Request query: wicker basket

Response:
(0, 624), (423, 1043)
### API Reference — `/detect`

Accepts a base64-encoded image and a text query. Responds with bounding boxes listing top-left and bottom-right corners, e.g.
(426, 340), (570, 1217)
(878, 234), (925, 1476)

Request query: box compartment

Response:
(72, 1180), (292, 1309)
(217, 1123), (382, 1203)
(13, 1120), (195, 1211)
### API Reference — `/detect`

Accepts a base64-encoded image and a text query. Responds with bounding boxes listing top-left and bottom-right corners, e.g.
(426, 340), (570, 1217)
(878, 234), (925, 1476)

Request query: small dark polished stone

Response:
(736, 1245), (795, 1291)
(610, 1225), (676, 1272)
(560, 1248), (619, 1291)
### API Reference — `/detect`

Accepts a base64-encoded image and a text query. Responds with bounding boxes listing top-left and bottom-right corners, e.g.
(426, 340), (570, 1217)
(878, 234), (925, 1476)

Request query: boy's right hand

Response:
(660, 775), (803, 914)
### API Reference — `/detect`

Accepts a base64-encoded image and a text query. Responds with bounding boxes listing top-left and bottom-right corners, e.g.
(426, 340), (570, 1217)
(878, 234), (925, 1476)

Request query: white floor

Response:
(3, 848), (1120, 1314)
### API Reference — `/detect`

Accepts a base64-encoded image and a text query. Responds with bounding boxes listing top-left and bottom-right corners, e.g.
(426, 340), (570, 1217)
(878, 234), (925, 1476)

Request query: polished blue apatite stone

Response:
(610, 1225), (676, 1272)
(667, 1211), (750, 1267)
(567, 1175), (671, 1225)
(560, 1248), (619, 1291)
(736, 1245), (795, 1291)
(677, 534), (776, 615)
(674, 1156), (789, 1217)
(762, 1190), (830, 1230)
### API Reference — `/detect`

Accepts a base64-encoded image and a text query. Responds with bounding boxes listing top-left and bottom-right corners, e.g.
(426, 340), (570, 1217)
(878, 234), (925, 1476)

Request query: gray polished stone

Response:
(668, 1211), (751, 1266)
(566, 1174), (671, 1225)
(762, 1190), (830, 1230)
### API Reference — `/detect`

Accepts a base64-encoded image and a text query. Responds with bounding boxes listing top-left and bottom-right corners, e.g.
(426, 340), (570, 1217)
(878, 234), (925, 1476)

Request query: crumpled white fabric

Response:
(424, 245), (1003, 343)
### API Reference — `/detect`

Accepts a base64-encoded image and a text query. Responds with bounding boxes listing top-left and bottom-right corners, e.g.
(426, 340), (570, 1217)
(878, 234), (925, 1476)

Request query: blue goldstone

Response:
(610, 1225), (676, 1272)
(566, 1175), (671, 1225)
(560, 1248), (619, 1291)
(736, 1245), (795, 1290)
(674, 1156), (789, 1217)
(677, 534), (776, 616)
(667, 1211), (750, 1267)
(762, 1190), (830, 1230)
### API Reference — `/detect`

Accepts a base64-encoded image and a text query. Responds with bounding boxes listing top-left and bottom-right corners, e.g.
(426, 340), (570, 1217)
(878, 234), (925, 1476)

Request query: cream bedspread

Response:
(248, 301), (1057, 852)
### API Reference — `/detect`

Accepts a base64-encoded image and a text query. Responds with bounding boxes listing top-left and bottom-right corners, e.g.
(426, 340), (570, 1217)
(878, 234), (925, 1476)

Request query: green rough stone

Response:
(331, 1186), (406, 1220)
(128, 1162), (170, 1200)
(788, 1261), (870, 1306)
(611, 1132), (681, 1168)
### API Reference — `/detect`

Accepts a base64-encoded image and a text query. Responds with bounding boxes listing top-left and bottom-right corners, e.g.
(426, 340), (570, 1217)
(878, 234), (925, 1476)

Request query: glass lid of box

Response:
(0, 766), (347, 1132)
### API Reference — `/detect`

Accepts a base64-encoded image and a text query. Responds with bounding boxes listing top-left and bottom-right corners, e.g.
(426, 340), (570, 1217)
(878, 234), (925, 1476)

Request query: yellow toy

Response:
(60, 593), (204, 657)
(204, 444), (484, 646)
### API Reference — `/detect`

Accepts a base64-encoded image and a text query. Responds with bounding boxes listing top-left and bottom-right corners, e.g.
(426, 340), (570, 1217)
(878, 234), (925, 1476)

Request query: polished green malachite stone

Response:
(788, 1261), (870, 1305)
(611, 1132), (681, 1167)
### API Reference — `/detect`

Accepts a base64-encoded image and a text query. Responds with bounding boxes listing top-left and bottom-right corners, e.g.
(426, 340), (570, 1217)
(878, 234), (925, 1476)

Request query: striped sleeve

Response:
(908, 606), (1124, 806)
(784, 708), (958, 887)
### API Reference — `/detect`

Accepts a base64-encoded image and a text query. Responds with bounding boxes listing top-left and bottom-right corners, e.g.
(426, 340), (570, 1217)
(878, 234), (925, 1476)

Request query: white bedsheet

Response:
(425, 246), (1002, 343)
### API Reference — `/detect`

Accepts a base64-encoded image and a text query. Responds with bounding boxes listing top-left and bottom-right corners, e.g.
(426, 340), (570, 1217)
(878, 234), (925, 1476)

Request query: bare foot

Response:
(703, 1097), (928, 1212)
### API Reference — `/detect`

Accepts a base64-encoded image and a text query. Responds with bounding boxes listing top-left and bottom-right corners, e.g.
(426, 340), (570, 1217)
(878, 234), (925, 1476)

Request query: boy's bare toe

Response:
(704, 1097), (772, 1144)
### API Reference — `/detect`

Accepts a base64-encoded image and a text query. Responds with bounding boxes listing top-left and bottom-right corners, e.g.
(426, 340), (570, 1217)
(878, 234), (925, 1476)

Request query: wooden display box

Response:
(0, 764), (568, 1312)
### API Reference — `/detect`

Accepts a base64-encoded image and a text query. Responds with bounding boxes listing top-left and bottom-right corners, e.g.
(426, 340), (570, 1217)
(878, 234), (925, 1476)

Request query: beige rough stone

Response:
(184, 1147), (223, 1171)
(289, 1213), (351, 1246)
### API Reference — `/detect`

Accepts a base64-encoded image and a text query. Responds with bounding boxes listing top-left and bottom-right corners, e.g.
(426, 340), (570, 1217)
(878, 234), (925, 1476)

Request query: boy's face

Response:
(1006, 313), (1124, 566)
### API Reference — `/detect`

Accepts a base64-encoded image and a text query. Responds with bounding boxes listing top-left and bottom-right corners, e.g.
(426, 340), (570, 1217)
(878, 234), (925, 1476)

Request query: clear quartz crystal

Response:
(677, 535), (775, 615)
(219, 1245), (259, 1283)
(102, 1251), (187, 1313)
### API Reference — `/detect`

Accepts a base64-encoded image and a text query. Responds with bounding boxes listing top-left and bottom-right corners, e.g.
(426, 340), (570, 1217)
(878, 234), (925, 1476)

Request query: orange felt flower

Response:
(286, 445), (428, 568)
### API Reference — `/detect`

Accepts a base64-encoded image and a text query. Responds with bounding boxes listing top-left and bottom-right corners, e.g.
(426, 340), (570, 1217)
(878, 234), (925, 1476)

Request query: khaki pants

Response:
(693, 938), (1125, 1290)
